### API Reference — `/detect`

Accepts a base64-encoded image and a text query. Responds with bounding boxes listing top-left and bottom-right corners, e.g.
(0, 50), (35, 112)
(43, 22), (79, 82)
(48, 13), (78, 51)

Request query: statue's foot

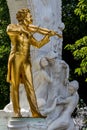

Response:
(14, 113), (22, 117)
(38, 114), (47, 118)
(32, 113), (47, 118)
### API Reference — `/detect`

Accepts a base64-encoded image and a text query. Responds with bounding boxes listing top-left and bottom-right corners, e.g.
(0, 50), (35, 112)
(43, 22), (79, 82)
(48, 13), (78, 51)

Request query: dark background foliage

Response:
(0, 0), (10, 109)
(62, 0), (87, 105)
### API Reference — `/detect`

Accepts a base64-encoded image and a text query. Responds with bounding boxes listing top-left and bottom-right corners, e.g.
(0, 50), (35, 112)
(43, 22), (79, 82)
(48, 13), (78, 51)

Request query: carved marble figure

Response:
(34, 52), (79, 130)
(40, 55), (70, 124)
(47, 80), (79, 130)
(33, 56), (52, 109)
(33, 51), (58, 109)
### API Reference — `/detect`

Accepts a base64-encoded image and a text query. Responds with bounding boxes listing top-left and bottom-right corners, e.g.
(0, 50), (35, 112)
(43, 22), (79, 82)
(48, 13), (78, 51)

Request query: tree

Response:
(75, 0), (87, 22)
(0, 0), (10, 109)
(65, 0), (87, 81)
(62, 0), (87, 105)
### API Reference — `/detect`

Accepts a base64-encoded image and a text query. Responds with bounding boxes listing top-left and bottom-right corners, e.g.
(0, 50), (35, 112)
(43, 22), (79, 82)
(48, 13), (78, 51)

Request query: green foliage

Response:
(64, 0), (87, 81)
(65, 36), (87, 79)
(62, 0), (86, 81)
(62, 0), (87, 105)
(74, 0), (87, 22)
(0, 0), (10, 109)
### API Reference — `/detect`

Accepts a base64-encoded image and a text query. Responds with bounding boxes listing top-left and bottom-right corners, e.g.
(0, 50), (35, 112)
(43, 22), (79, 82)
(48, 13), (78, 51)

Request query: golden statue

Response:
(6, 8), (62, 117)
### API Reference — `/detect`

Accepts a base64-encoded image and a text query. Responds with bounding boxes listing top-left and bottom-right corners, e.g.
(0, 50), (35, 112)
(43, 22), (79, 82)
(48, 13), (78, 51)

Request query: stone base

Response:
(0, 110), (47, 130)
(8, 117), (47, 130)
(0, 110), (11, 130)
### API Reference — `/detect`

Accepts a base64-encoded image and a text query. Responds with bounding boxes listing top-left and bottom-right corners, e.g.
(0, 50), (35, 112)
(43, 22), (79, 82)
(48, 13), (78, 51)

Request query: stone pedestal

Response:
(8, 117), (47, 130)
(0, 110), (11, 130)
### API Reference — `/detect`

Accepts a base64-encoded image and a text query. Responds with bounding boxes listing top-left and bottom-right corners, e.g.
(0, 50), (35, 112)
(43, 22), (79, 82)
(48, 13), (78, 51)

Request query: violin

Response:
(27, 24), (62, 38)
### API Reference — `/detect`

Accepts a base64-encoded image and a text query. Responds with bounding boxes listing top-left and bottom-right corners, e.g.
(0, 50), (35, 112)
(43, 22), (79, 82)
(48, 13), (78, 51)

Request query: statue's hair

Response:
(16, 8), (31, 21)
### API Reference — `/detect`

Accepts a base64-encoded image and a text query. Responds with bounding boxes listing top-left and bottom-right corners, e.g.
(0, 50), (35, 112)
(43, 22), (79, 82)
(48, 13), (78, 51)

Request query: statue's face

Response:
(40, 58), (48, 67)
(25, 12), (33, 24)
(68, 86), (75, 95)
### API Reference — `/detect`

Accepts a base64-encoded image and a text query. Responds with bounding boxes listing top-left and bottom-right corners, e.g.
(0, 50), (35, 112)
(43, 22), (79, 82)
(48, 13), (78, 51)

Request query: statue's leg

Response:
(10, 55), (22, 117)
(23, 63), (45, 118)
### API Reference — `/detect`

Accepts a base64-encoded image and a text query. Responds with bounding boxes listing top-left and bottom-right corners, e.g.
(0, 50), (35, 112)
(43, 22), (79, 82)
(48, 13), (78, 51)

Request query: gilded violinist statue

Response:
(6, 8), (62, 117)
